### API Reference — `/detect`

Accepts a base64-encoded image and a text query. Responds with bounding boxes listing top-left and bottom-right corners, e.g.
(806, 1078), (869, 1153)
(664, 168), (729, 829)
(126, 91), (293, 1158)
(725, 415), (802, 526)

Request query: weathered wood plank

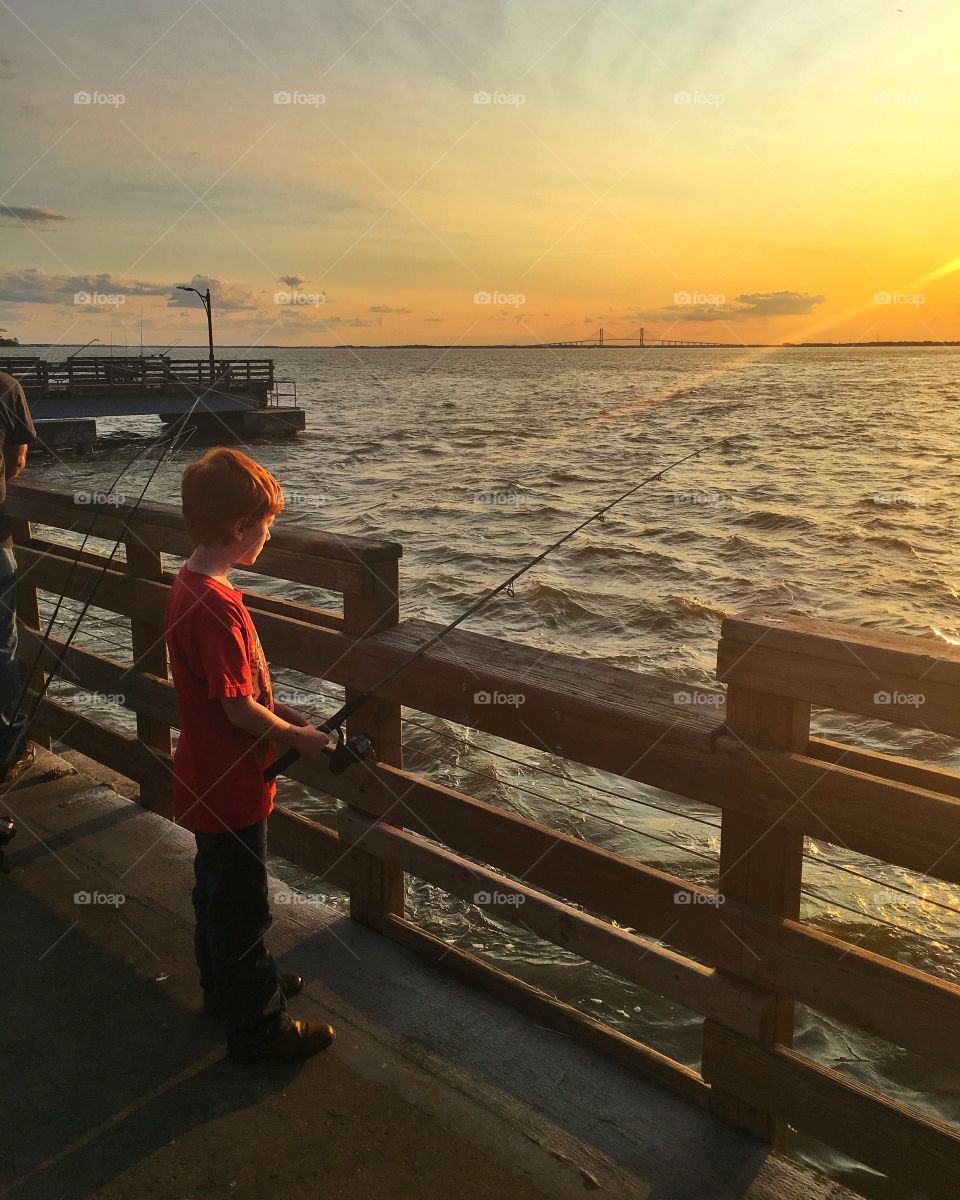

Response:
(719, 639), (960, 737)
(372, 912), (709, 1109)
(705, 687), (809, 1145)
(718, 737), (960, 886)
(126, 537), (172, 817)
(267, 805), (365, 893)
(338, 807), (774, 1039)
(342, 554), (404, 924)
(808, 736), (960, 799)
(7, 478), (403, 564)
(721, 611), (960, 684)
(702, 1025), (960, 1200)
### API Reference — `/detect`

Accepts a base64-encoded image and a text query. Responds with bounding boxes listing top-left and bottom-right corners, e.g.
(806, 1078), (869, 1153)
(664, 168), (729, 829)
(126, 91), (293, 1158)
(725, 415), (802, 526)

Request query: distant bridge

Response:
(540, 327), (739, 349)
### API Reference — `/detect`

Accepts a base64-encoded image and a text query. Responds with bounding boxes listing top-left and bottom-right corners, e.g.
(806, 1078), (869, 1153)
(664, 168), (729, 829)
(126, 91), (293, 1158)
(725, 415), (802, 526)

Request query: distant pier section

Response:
(0, 354), (305, 450)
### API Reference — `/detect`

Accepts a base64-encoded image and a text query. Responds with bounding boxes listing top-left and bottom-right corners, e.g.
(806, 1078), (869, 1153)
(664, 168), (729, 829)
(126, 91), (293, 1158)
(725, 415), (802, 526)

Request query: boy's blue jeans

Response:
(0, 548), (22, 724)
(192, 818), (289, 1055)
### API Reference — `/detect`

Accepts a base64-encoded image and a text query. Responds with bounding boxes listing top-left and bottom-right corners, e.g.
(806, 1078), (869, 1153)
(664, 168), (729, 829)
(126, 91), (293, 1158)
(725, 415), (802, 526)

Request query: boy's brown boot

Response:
(204, 972), (303, 1019)
(230, 1017), (336, 1064)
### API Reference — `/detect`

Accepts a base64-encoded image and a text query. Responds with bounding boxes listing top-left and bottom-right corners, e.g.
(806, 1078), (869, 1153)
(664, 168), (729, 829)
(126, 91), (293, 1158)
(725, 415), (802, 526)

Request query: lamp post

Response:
(176, 285), (215, 381)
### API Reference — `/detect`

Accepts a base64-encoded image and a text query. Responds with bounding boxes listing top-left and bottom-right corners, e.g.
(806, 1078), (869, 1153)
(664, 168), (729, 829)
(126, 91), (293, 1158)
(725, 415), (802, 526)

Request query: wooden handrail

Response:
(9, 484), (960, 1199)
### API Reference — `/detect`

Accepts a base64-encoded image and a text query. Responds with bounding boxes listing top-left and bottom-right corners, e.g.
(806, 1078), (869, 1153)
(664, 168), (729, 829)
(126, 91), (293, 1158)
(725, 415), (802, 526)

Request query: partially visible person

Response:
(0, 370), (36, 778)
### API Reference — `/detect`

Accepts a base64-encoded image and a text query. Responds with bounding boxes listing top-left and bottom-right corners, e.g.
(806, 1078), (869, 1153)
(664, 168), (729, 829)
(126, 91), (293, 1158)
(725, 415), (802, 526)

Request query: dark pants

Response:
(192, 818), (288, 1054)
(0, 547), (21, 725)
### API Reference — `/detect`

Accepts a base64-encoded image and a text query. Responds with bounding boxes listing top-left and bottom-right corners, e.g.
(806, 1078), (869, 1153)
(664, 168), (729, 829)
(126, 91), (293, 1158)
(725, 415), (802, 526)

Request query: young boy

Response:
(165, 447), (334, 1063)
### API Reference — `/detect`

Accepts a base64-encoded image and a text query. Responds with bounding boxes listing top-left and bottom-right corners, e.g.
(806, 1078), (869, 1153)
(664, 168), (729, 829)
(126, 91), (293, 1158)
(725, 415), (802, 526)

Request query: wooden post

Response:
(703, 682), (809, 1148)
(342, 556), (404, 924)
(126, 535), (172, 818)
(9, 516), (51, 749)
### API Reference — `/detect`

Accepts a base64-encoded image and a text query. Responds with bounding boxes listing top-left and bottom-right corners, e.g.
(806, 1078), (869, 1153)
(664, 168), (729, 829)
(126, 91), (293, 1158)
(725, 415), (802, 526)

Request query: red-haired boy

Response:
(165, 448), (334, 1063)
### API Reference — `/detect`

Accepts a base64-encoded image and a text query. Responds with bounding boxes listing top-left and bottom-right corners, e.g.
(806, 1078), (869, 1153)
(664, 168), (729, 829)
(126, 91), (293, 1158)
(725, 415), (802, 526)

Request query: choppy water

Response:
(13, 344), (960, 1195)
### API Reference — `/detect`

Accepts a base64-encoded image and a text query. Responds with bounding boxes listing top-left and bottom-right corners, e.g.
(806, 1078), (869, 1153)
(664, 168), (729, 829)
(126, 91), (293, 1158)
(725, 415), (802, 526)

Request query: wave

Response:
(734, 509), (819, 533)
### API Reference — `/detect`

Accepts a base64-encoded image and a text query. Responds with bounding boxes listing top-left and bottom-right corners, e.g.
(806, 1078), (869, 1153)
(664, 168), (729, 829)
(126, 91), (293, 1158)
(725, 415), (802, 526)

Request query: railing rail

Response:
(0, 357), (275, 395)
(8, 477), (960, 1199)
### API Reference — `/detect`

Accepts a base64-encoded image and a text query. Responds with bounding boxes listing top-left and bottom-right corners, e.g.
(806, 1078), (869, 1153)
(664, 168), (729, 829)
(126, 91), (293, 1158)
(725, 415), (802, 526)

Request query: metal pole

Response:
(204, 289), (215, 381)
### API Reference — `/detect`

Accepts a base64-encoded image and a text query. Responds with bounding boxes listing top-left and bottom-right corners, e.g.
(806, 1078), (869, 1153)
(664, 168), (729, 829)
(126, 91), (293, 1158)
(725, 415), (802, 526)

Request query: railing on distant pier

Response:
(0, 357), (275, 398)
(8, 477), (960, 1199)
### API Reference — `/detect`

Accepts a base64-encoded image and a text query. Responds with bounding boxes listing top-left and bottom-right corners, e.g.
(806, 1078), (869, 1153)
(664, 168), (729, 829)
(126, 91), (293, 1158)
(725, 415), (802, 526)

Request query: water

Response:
(12, 343), (960, 1194)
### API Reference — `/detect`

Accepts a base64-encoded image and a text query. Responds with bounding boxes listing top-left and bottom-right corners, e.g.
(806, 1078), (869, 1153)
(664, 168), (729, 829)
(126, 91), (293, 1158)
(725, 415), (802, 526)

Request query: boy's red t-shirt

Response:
(164, 567), (277, 832)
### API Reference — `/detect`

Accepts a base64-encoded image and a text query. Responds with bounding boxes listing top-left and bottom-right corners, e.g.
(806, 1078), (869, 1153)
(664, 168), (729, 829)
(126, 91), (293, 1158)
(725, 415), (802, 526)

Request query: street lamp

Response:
(176, 285), (215, 380)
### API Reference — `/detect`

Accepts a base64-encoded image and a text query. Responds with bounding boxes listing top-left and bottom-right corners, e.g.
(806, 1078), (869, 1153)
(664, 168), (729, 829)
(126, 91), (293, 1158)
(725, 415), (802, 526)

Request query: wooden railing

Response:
(0, 357), (274, 397)
(8, 478), (960, 1198)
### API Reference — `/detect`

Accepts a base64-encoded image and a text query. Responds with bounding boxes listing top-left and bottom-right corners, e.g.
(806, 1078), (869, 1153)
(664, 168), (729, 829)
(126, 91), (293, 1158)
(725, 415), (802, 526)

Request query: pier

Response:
(0, 356), (305, 449)
(4, 478), (960, 1198)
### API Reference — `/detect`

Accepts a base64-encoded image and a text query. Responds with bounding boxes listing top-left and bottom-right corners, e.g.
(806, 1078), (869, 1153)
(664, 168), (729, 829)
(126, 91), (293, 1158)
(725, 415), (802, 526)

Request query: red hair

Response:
(181, 448), (284, 546)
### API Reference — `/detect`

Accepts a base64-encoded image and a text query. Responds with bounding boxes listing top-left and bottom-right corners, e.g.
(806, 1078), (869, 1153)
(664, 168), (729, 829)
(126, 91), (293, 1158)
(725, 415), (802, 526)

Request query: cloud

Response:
(369, 304), (411, 314)
(0, 267), (168, 304)
(734, 290), (826, 316)
(278, 274), (304, 288)
(167, 274), (258, 311)
(0, 205), (71, 225)
(636, 290), (826, 323)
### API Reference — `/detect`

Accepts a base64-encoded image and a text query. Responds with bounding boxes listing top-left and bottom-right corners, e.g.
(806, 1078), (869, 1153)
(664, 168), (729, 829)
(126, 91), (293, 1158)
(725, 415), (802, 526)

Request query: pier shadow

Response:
(276, 912), (780, 1200)
(1, 884), (300, 1200)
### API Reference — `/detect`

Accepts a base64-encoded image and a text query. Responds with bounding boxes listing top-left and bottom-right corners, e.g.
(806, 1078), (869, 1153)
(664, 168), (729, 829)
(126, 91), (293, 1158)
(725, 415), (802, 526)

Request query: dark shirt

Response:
(0, 371), (36, 544)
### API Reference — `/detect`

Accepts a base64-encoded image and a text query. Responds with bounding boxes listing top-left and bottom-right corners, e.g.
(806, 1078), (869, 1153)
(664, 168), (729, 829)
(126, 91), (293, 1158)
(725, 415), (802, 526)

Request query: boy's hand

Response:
(292, 726), (330, 758)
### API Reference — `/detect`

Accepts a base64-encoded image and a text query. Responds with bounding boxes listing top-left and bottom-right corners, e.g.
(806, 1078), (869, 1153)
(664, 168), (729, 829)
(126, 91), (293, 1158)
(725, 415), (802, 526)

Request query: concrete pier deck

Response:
(1, 751), (856, 1200)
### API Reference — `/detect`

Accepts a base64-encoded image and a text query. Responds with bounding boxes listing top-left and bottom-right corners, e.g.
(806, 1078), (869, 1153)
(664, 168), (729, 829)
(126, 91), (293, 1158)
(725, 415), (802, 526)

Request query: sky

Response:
(2, 0), (959, 348)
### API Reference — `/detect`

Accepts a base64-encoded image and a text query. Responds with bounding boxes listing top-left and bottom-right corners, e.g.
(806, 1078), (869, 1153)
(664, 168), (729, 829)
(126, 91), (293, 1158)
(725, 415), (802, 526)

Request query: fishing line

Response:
(266, 438), (729, 781)
(1, 365), (229, 775)
(270, 672), (960, 922)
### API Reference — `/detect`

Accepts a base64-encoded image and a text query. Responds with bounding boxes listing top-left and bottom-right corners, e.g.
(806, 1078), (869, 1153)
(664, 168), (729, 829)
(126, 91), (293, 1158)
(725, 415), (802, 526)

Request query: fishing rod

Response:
(0, 375), (215, 780)
(266, 438), (727, 781)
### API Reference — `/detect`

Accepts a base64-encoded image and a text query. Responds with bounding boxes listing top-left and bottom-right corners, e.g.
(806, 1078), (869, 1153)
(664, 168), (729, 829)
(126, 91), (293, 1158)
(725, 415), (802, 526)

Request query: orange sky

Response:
(2, 1), (958, 347)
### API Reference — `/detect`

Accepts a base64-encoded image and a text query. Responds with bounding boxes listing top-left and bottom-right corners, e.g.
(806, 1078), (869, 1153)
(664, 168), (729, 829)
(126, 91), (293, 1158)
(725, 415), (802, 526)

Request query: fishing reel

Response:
(328, 726), (376, 776)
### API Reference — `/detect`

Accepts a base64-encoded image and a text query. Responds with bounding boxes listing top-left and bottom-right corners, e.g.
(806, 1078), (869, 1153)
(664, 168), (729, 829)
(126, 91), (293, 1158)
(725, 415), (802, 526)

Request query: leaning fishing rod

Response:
(0, 382), (211, 780)
(266, 439), (727, 782)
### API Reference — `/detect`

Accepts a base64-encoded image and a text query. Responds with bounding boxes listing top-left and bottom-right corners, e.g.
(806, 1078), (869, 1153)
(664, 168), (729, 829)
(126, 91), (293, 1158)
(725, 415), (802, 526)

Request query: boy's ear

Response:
(230, 517), (248, 543)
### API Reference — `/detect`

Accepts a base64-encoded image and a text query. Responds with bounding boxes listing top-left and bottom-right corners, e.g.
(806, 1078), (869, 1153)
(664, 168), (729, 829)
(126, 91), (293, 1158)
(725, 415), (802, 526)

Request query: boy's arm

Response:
(221, 695), (329, 757)
(273, 701), (308, 727)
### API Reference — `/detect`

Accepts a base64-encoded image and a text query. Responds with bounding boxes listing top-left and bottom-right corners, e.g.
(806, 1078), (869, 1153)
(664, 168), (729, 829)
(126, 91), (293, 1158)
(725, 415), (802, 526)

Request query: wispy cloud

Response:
(0, 205), (71, 225)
